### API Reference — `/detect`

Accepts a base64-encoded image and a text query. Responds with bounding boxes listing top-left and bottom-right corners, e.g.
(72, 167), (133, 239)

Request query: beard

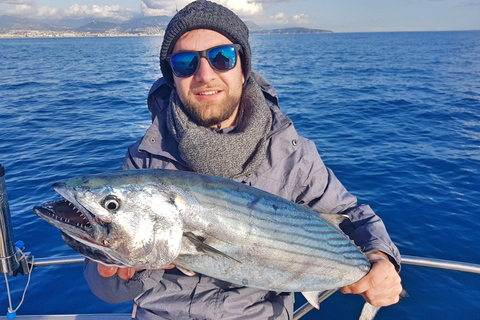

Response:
(178, 84), (243, 128)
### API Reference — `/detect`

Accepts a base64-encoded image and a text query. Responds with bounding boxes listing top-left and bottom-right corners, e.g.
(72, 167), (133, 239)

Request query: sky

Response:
(1, 0), (479, 32)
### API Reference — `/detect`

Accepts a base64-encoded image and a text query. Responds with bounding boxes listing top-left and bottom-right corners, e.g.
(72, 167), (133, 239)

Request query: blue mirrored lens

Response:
(171, 52), (198, 77)
(208, 46), (236, 71)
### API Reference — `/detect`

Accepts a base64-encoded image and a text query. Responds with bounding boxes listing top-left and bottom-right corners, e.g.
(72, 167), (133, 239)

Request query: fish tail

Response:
(359, 302), (381, 320)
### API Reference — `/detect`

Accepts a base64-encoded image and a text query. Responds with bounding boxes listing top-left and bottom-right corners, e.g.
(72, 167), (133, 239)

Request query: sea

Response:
(0, 31), (479, 319)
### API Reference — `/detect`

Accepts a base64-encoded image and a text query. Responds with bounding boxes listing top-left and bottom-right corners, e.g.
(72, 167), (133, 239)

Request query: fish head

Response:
(34, 171), (185, 269)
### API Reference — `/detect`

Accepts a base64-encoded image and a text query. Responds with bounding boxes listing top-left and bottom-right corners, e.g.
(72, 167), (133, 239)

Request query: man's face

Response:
(172, 29), (245, 129)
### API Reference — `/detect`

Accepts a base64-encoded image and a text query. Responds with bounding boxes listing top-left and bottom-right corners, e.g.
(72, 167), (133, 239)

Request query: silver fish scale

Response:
(170, 172), (371, 292)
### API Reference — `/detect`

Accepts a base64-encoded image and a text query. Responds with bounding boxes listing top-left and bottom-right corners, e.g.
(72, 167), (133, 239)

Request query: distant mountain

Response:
(119, 16), (170, 34)
(124, 16), (171, 29)
(76, 16), (171, 33)
(244, 21), (263, 31)
(0, 15), (66, 31)
(52, 17), (121, 29)
(77, 21), (119, 33)
(0, 15), (172, 36)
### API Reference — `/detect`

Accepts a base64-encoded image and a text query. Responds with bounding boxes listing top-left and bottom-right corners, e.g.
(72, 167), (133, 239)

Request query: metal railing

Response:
(33, 255), (85, 267)
(401, 255), (480, 274)
(26, 253), (480, 274)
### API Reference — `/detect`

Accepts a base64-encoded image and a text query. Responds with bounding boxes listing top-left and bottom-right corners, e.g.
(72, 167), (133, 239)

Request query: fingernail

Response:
(342, 286), (352, 294)
(98, 265), (116, 277)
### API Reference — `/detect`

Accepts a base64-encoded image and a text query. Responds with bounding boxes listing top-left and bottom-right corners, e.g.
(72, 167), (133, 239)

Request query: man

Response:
(83, 1), (403, 319)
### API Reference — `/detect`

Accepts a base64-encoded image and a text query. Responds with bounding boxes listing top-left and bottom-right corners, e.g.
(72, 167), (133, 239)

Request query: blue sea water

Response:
(0, 31), (479, 319)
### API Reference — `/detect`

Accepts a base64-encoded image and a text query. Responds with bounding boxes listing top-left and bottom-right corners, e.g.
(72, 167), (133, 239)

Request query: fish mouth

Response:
(33, 181), (127, 267)
(34, 198), (93, 230)
(33, 181), (107, 247)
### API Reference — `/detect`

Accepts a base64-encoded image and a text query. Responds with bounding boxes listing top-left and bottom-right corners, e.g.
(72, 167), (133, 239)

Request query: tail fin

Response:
(359, 302), (381, 320)
(359, 289), (408, 320)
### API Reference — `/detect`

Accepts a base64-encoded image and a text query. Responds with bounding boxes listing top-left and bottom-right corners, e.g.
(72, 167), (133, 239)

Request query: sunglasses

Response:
(167, 44), (242, 78)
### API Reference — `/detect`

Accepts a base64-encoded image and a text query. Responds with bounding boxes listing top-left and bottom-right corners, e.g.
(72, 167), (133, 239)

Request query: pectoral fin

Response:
(176, 265), (196, 276)
(183, 232), (241, 263)
(301, 289), (338, 310)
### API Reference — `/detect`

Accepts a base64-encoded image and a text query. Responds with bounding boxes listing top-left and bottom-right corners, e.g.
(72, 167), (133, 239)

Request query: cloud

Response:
(270, 12), (309, 25)
(252, 0), (297, 4)
(247, 0), (299, 11)
(271, 12), (288, 24)
(36, 5), (58, 17)
(292, 13), (309, 24)
(3, 2), (136, 21)
(141, 0), (263, 17)
(216, 0), (263, 16)
(141, 0), (190, 16)
(2, 0), (265, 22)
(62, 4), (134, 20)
(0, 0), (34, 4)
(4, 4), (36, 16)
(1, 0), (308, 27)
(140, 2), (169, 16)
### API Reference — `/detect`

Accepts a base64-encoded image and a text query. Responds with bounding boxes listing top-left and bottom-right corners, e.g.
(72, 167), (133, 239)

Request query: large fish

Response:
(34, 169), (379, 317)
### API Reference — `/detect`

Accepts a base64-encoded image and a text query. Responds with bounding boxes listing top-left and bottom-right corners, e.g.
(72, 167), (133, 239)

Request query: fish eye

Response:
(102, 195), (121, 212)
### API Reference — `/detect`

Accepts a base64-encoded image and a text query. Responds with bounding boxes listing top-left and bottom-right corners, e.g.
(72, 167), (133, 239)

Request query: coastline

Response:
(0, 30), (165, 39)
(0, 27), (334, 39)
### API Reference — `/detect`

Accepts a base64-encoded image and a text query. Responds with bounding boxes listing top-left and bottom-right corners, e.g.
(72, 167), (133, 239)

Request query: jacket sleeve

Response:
(297, 138), (401, 269)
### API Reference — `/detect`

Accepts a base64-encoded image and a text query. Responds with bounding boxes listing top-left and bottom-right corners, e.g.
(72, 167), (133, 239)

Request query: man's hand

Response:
(341, 251), (402, 306)
(97, 264), (175, 280)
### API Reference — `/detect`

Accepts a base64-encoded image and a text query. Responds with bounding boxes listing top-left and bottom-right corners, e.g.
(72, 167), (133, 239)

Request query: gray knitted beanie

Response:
(160, 0), (251, 88)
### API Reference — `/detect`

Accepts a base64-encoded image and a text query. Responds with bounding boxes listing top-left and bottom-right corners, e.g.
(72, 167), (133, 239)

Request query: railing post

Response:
(0, 164), (20, 275)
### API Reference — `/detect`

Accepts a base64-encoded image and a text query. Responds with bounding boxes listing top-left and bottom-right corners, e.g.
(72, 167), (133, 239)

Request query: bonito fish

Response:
(34, 169), (379, 317)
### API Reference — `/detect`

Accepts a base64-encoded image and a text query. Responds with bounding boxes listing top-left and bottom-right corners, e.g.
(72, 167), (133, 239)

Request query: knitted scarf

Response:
(166, 77), (272, 180)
